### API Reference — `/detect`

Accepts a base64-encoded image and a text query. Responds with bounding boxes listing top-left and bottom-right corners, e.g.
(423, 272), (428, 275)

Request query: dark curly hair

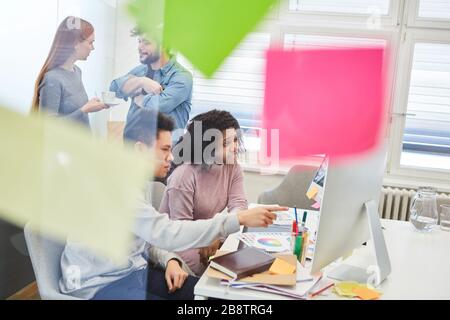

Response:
(173, 109), (244, 166)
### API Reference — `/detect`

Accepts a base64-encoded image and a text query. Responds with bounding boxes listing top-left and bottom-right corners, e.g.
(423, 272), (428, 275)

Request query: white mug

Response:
(102, 91), (116, 104)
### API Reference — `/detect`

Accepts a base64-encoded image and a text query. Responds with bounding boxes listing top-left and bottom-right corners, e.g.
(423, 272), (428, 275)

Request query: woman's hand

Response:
(237, 206), (288, 228)
(81, 98), (108, 113)
(165, 259), (189, 293)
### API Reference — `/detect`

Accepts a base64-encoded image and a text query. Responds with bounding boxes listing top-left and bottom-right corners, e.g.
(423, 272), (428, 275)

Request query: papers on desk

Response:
(208, 252), (298, 286)
(247, 204), (294, 227)
(220, 263), (324, 300)
(245, 205), (320, 259)
(237, 284), (309, 300)
(237, 232), (292, 253)
(273, 211), (294, 226)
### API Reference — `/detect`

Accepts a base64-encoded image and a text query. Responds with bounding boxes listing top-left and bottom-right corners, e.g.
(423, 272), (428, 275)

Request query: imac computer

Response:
(310, 144), (391, 285)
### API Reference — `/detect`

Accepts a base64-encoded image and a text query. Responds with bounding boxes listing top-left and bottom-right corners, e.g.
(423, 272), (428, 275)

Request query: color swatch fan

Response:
(238, 233), (292, 253)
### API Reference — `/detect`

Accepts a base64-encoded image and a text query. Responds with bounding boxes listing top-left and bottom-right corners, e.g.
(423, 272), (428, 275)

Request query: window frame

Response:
(179, 0), (450, 191)
(387, 27), (450, 189)
(278, 0), (401, 30)
(407, 0), (450, 29)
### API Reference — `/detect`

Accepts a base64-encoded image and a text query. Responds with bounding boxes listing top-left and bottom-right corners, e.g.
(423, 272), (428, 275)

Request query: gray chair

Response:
(23, 223), (81, 300)
(258, 165), (319, 210)
(23, 182), (167, 301)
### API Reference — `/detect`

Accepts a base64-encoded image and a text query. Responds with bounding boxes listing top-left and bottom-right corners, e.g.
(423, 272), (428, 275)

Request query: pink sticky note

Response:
(262, 48), (386, 160)
(311, 201), (321, 210)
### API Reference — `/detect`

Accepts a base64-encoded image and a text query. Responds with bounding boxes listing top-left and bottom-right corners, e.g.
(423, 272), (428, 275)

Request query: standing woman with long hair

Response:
(31, 16), (107, 127)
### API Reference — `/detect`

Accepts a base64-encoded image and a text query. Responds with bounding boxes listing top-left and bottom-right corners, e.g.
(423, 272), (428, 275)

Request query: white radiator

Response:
(378, 187), (450, 221)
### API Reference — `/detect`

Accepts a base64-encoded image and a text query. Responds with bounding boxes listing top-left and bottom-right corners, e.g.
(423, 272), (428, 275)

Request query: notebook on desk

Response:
(208, 251), (298, 286)
(209, 247), (276, 280)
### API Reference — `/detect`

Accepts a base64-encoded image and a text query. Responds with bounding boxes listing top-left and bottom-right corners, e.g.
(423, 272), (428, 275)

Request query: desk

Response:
(194, 219), (450, 300)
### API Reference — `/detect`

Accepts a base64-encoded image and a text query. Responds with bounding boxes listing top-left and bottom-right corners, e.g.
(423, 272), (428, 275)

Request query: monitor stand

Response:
(327, 200), (391, 286)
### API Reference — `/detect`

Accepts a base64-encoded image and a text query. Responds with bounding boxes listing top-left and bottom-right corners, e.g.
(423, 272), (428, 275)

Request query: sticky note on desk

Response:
(334, 281), (360, 297)
(353, 286), (381, 300)
(262, 48), (386, 160)
(334, 282), (382, 300)
(269, 258), (296, 275)
(311, 201), (321, 210)
(306, 186), (319, 200)
(0, 107), (152, 262)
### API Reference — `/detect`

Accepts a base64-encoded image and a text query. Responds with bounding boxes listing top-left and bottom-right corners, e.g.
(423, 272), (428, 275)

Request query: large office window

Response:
(177, 0), (450, 187)
(391, 0), (450, 177)
(400, 42), (450, 170)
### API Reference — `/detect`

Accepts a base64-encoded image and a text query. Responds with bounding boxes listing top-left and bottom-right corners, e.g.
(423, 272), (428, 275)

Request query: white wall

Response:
(0, 0), (117, 138)
(108, 0), (138, 122)
(0, 0), (58, 113)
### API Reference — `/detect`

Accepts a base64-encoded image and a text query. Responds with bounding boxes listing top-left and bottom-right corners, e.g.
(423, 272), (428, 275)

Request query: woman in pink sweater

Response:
(159, 110), (248, 276)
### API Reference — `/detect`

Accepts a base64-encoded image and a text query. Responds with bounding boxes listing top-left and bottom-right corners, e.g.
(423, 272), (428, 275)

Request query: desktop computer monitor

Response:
(310, 144), (391, 285)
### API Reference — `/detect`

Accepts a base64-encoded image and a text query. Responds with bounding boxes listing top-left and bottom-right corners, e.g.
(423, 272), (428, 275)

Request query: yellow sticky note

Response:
(269, 258), (296, 275)
(334, 282), (382, 300)
(334, 281), (360, 297)
(0, 107), (152, 262)
(353, 286), (381, 300)
(306, 186), (319, 200)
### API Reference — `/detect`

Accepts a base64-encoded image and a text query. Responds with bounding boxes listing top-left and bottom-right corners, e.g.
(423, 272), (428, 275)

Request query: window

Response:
(284, 34), (387, 49)
(400, 42), (450, 170)
(180, 32), (270, 130)
(408, 0), (450, 29)
(418, 0), (450, 19)
(180, 0), (450, 188)
(383, 0), (450, 184)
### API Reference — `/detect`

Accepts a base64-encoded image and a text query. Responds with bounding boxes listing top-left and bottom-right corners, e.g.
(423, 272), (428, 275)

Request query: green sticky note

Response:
(128, 0), (278, 77)
(164, 0), (277, 77)
(0, 107), (153, 262)
(128, 0), (165, 43)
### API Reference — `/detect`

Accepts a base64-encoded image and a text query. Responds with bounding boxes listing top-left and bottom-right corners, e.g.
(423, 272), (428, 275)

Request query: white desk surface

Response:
(194, 219), (450, 300)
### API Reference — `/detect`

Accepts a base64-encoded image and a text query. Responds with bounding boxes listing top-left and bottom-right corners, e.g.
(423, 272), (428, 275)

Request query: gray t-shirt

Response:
(38, 65), (90, 127)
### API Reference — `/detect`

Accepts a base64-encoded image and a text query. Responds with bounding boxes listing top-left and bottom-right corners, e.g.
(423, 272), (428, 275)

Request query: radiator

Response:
(378, 187), (450, 221)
